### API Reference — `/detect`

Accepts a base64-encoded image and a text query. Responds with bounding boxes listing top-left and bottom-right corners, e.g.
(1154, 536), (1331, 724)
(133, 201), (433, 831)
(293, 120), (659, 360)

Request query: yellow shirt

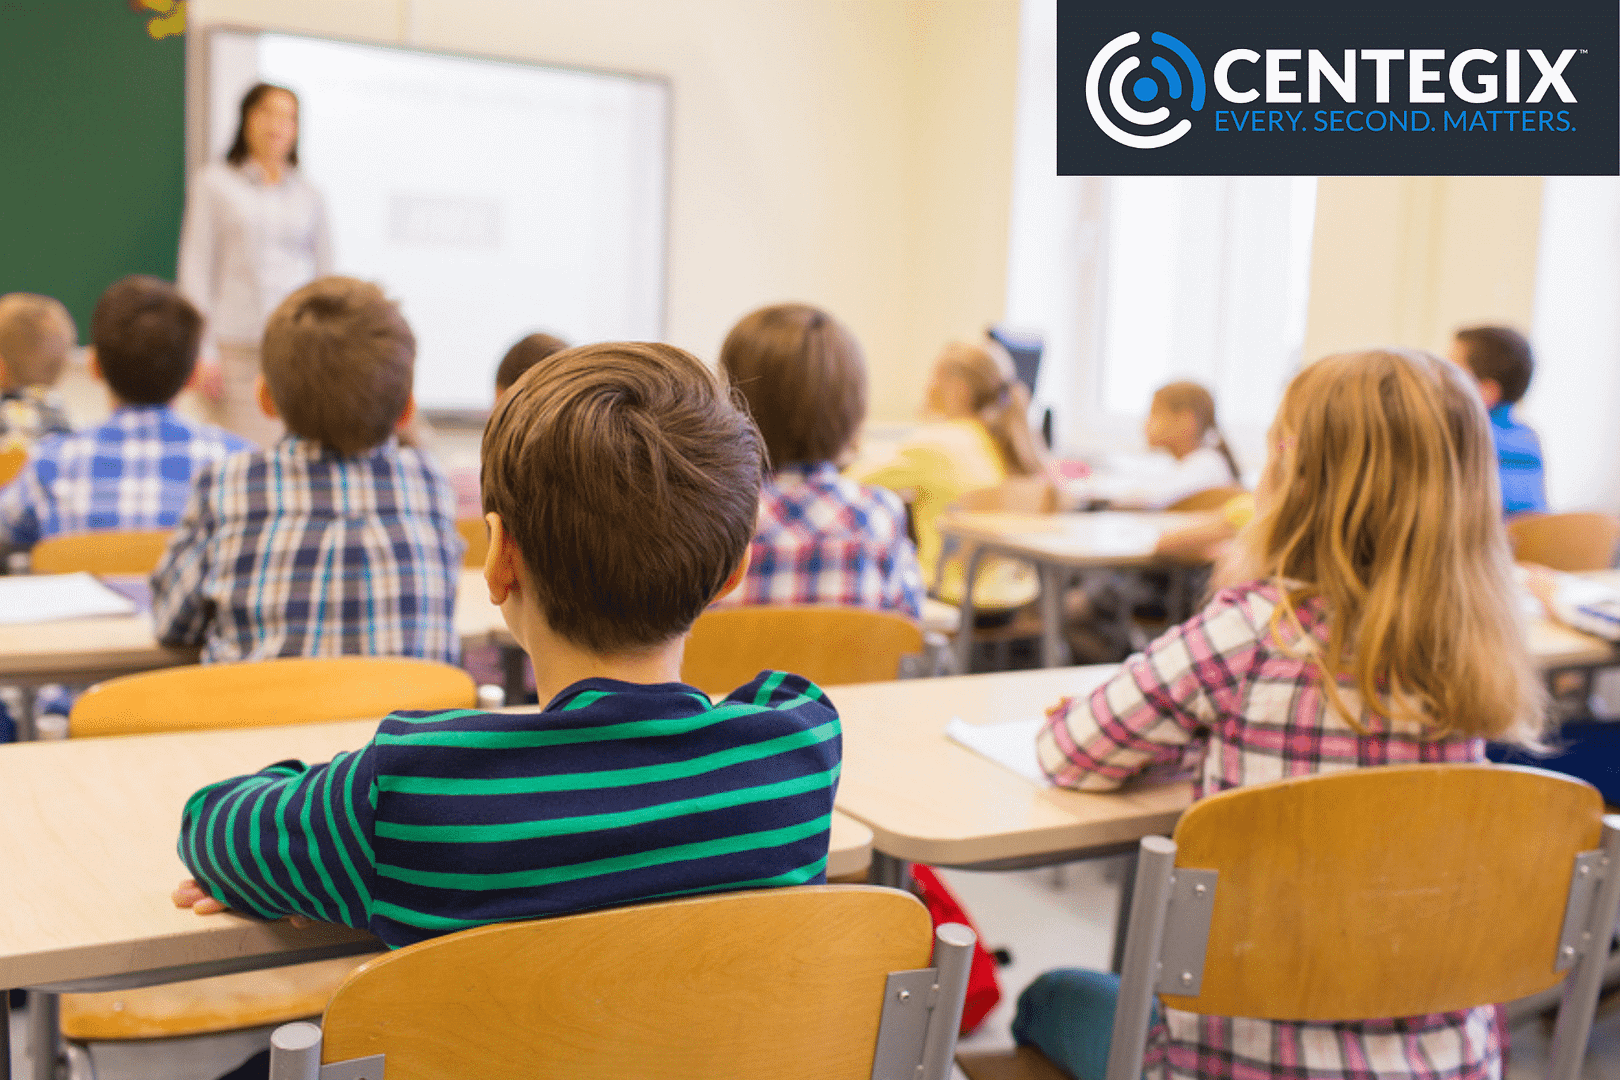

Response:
(854, 419), (1039, 610)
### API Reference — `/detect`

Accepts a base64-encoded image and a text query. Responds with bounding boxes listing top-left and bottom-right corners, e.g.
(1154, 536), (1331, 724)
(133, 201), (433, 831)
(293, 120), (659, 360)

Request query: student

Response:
(0, 292), (75, 452)
(858, 339), (1047, 612)
(1451, 325), (1546, 515)
(495, 331), (569, 400)
(1077, 381), (1240, 510)
(0, 277), (250, 550)
(714, 303), (922, 617)
(151, 276), (464, 663)
(1017, 350), (1545, 1080)
(171, 340), (839, 945)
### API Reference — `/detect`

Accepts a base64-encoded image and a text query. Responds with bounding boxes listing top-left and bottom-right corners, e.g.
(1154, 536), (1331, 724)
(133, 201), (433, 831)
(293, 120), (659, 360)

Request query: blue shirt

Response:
(0, 405), (250, 548)
(1489, 403), (1547, 515)
(178, 672), (841, 947)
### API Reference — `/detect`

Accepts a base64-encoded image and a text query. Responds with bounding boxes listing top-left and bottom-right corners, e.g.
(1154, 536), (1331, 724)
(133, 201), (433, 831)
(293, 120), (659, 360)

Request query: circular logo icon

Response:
(1086, 31), (1205, 149)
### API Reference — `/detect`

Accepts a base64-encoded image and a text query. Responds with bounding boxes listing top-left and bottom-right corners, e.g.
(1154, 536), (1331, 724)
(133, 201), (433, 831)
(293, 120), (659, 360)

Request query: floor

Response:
(10, 857), (1620, 1079)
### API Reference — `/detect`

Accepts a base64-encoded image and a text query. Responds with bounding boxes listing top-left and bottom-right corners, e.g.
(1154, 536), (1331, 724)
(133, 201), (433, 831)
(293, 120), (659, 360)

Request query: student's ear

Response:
(255, 376), (280, 420)
(1477, 378), (1503, 409)
(712, 547), (752, 603)
(85, 347), (102, 384)
(0, 354), (11, 390)
(394, 393), (417, 434)
(483, 511), (520, 606)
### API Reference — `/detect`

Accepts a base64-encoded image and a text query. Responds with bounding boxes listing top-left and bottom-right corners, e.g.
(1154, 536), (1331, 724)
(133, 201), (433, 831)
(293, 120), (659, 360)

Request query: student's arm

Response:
(1035, 594), (1260, 790)
(0, 456), (46, 551)
(150, 464), (218, 646)
(871, 486), (924, 619)
(177, 744), (379, 930)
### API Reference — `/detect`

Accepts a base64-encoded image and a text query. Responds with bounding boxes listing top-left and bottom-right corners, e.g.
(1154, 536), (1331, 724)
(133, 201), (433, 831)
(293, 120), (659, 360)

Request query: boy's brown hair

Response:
(1454, 326), (1534, 405)
(495, 332), (569, 397)
(482, 341), (764, 654)
(90, 276), (202, 406)
(262, 277), (414, 456)
(719, 303), (865, 468)
(0, 292), (76, 390)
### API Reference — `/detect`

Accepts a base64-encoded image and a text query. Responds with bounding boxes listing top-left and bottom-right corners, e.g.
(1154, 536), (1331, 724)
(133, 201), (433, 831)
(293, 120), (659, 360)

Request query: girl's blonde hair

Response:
(1152, 381), (1240, 481)
(1231, 348), (1545, 745)
(936, 340), (1045, 477)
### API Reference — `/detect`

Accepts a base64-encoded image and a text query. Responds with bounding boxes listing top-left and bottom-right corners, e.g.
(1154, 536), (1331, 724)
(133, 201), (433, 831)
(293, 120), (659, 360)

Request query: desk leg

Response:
(870, 852), (912, 892)
(955, 547), (985, 676)
(501, 645), (527, 707)
(1110, 849), (1139, 975)
(13, 688), (36, 743)
(1039, 564), (1069, 669)
(25, 992), (57, 1080)
(2, 987), (11, 1080)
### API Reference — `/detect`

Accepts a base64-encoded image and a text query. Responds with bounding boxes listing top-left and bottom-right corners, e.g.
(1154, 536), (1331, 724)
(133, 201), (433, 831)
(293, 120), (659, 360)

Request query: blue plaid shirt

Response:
(0, 405), (250, 549)
(151, 434), (465, 665)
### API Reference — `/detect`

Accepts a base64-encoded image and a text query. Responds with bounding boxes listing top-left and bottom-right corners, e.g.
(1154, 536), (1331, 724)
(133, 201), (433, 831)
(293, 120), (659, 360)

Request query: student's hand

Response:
(172, 879), (316, 928)
(172, 878), (227, 915)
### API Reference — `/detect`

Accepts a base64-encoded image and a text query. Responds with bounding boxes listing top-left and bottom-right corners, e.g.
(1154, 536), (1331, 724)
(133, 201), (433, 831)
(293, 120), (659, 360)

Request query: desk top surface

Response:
(0, 715), (870, 988)
(935, 511), (1200, 568)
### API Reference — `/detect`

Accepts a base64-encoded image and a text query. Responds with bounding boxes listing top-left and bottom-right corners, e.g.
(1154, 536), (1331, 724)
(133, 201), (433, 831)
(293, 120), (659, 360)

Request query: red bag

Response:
(908, 864), (1003, 1035)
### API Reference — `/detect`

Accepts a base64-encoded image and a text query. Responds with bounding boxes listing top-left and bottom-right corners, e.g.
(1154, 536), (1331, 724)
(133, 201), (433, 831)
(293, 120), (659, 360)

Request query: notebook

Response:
(0, 572), (139, 624)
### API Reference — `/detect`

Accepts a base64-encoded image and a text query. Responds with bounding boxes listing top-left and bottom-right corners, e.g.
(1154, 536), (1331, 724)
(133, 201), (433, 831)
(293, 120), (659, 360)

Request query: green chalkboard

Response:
(0, 0), (186, 340)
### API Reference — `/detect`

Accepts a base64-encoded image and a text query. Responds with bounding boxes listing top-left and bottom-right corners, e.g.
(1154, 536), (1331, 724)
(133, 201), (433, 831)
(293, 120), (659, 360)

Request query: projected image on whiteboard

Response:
(205, 29), (668, 414)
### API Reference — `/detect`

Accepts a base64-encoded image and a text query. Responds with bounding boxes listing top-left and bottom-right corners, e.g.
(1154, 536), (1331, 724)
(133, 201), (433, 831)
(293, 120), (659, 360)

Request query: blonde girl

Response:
(1016, 349), (1544, 1080)
(858, 339), (1050, 610)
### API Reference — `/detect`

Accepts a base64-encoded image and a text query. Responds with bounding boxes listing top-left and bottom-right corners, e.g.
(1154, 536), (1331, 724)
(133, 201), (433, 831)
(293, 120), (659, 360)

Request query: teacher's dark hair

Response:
(226, 83), (299, 167)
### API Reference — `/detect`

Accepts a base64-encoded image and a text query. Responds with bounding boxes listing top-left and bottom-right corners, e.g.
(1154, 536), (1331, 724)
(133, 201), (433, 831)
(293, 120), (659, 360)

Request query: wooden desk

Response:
(832, 665), (1189, 871)
(0, 570), (507, 690)
(936, 511), (1200, 670)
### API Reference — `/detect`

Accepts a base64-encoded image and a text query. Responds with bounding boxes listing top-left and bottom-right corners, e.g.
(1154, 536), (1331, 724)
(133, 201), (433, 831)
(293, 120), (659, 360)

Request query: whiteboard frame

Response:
(184, 23), (673, 423)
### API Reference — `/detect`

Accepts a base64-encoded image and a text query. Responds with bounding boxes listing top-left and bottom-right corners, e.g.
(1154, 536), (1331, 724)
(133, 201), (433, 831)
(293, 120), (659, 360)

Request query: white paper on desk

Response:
(0, 572), (138, 623)
(945, 716), (1053, 787)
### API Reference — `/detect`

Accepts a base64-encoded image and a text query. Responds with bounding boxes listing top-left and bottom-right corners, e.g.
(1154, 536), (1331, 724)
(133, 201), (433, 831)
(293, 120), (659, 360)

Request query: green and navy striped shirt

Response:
(178, 672), (840, 946)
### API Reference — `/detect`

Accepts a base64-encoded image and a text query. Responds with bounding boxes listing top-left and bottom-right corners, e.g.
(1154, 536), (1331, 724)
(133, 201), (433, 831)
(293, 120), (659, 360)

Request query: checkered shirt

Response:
(714, 462), (923, 619)
(1038, 580), (1501, 1080)
(0, 406), (250, 548)
(0, 388), (71, 453)
(152, 434), (465, 665)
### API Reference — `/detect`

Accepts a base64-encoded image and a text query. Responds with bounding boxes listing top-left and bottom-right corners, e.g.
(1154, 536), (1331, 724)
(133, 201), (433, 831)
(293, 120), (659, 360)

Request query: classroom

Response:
(3, 2), (1620, 1079)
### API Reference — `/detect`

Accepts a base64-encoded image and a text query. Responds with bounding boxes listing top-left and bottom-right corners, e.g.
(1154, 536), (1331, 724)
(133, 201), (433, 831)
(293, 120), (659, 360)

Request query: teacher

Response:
(177, 82), (332, 446)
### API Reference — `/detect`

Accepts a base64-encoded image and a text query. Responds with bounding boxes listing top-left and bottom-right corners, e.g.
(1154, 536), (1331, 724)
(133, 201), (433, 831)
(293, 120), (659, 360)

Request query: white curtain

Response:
(1005, 1), (1316, 464)
(1526, 178), (1620, 514)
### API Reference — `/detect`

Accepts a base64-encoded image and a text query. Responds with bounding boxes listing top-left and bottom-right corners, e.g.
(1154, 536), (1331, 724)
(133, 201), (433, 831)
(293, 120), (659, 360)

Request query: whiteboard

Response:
(199, 29), (669, 414)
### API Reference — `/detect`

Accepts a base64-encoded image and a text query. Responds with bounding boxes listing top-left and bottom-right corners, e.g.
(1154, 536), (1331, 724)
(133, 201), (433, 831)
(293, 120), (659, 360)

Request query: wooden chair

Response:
(959, 764), (1620, 1080)
(268, 886), (975, 1080)
(682, 606), (924, 697)
(1508, 512), (1620, 573)
(1166, 484), (1247, 514)
(30, 528), (173, 575)
(456, 516), (488, 568)
(69, 655), (478, 737)
(0, 445), (27, 488)
(56, 657), (477, 1057)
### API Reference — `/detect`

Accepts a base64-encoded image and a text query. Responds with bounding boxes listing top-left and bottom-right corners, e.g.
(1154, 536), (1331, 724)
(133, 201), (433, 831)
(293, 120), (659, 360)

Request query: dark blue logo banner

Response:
(1057, 0), (1619, 175)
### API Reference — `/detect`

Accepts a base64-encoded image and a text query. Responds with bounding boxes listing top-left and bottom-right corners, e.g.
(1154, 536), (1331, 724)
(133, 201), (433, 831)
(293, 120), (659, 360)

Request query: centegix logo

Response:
(1059, 1), (1617, 176)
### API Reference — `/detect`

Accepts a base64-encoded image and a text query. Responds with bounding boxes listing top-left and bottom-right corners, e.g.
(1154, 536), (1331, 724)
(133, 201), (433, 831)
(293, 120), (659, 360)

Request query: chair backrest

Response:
(1106, 764), (1620, 1080)
(311, 887), (959, 1080)
(954, 476), (1058, 515)
(456, 517), (488, 569)
(1507, 512), (1620, 573)
(682, 606), (925, 697)
(70, 656), (478, 737)
(0, 446), (27, 489)
(31, 529), (174, 575)
(1166, 485), (1247, 514)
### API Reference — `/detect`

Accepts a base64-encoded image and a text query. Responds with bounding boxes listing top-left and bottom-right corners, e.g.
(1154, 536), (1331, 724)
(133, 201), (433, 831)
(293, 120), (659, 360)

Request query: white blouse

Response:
(1072, 445), (1237, 510)
(176, 161), (333, 348)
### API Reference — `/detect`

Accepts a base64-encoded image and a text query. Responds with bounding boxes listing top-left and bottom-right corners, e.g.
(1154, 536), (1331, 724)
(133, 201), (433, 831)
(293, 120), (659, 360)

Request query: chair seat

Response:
(957, 1046), (1072, 1080)
(60, 957), (367, 1040)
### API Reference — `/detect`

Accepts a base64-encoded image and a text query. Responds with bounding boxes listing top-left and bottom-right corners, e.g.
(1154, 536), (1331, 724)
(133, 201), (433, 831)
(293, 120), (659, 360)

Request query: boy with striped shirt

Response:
(172, 341), (841, 947)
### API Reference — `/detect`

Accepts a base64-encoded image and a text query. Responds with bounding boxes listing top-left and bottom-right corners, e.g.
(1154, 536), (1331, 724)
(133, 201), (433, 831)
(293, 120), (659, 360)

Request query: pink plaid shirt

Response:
(1038, 580), (1501, 1080)
(715, 462), (923, 619)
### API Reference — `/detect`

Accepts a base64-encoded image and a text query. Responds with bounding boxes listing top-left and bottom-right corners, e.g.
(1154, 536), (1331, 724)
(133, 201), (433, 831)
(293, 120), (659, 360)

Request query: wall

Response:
(189, 0), (1022, 422)
(1302, 177), (1544, 361)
